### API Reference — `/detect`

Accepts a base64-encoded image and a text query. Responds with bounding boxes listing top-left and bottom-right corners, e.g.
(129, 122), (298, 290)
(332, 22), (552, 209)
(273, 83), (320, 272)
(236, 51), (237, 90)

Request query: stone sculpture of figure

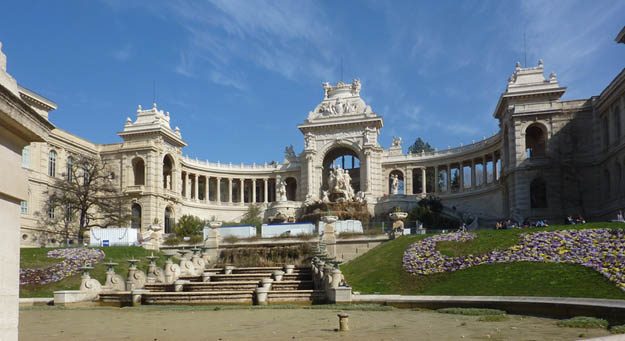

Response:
(277, 181), (287, 202)
(305, 132), (316, 150)
(322, 82), (331, 99)
(391, 174), (399, 195)
(303, 194), (316, 206)
(355, 191), (366, 202)
(285, 145), (295, 159)
(351, 78), (361, 96)
(327, 165), (355, 202)
(392, 136), (402, 147)
(321, 190), (330, 203)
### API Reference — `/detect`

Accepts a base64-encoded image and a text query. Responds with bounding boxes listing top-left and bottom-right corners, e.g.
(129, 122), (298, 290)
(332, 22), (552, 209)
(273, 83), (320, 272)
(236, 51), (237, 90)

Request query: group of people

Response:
(564, 215), (586, 225)
(495, 218), (550, 230)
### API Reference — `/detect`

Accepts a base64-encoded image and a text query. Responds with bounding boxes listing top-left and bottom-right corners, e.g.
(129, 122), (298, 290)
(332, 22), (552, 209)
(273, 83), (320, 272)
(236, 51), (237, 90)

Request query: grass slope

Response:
(20, 247), (171, 298)
(341, 223), (625, 299)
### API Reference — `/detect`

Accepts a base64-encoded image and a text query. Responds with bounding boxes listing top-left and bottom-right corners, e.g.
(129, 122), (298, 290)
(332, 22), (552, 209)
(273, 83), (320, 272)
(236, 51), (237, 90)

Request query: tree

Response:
(38, 155), (131, 243)
(175, 214), (204, 237)
(408, 137), (434, 154)
(240, 204), (263, 228)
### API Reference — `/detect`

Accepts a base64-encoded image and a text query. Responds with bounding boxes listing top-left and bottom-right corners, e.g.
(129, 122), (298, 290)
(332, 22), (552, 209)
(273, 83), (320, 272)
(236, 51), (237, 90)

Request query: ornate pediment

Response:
(306, 79), (374, 121)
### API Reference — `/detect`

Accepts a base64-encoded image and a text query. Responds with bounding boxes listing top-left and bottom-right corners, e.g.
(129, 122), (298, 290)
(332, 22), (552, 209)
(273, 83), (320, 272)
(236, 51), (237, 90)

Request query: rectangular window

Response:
(20, 201), (28, 214)
(48, 206), (55, 219)
(21, 146), (30, 168)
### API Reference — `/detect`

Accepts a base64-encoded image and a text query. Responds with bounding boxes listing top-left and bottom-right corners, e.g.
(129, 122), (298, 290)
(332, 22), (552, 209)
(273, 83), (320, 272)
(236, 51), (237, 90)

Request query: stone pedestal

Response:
(389, 211), (408, 239)
(204, 223), (221, 263)
(322, 216), (338, 258)
(327, 287), (352, 303)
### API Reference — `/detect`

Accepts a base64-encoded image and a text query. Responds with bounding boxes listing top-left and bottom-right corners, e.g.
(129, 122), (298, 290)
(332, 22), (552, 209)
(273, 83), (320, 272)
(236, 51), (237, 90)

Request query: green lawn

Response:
(20, 246), (172, 298)
(341, 223), (625, 299)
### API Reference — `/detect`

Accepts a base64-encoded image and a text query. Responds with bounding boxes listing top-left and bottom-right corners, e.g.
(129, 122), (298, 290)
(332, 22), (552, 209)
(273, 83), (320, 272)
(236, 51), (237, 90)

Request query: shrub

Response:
(478, 315), (508, 322)
(164, 236), (180, 245)
(223, 235), (239, 244)
(437, 308), (506, 316)
(408, 196), (459, 229)
(175, 215), (204, 237)
(188, 235), (203, 244)
(610, 325), (625, 334)
(239, 204), (263, 229)
(556, 316), (608, 329)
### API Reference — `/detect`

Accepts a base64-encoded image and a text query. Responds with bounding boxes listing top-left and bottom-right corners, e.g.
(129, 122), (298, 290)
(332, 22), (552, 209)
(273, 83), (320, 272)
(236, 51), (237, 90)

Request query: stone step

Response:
(271, 280), (313, 291)
(267, 290), (326, 303)
(185, 281), (260, 292)
(142, 291), (254, 305)
(210, 273), (272, 282)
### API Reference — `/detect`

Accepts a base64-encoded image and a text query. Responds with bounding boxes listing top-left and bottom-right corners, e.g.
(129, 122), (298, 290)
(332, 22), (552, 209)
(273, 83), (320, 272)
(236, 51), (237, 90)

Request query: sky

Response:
(1, 1), (624, 164)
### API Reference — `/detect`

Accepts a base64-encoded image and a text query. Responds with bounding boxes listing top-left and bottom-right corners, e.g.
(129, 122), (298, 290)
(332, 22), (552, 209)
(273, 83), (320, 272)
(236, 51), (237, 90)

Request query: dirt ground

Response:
(19, 307), (614, 340)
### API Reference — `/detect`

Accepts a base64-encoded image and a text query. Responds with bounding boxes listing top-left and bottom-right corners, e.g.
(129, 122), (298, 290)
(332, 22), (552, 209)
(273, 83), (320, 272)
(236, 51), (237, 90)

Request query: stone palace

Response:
(11, 29), (625, 246)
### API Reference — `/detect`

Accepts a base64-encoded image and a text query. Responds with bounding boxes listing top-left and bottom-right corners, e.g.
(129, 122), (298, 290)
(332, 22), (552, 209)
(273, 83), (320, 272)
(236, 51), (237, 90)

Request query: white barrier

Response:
(261, 223), (315, 237)
(89, 228), (138, 247)
(318, 220), (363, 235)
(203, 225), (257, 239)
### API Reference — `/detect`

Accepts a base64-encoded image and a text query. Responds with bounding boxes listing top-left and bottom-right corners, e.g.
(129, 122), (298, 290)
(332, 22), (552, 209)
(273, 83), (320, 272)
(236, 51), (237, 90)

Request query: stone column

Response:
(434, 166), (439, 193)
(263, 178), (268, 203)
(240, 179), (245, 204)
(405, 168), (412, 195)
(194, 174), (199, 200)
(446, 164), (451, 192)
(421, 167), (426, 194)
(364, 149), (371, 193)
(459, 162), (464, 192)
(305, 154), (314, 198)
(482, 157), (488, 187)
(470, 160), (475, 189)
(252, 179), (257, 203)
(204, 175), (209, 202)
(216, 177), (221, 203)
(228, 178), (233, 203)
(492, 152), (498, 183)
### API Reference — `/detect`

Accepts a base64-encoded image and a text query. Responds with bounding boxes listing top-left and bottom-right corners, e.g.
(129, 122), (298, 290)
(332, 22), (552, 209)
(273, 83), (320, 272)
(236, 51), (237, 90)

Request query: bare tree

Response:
(38, 155), (131, 244)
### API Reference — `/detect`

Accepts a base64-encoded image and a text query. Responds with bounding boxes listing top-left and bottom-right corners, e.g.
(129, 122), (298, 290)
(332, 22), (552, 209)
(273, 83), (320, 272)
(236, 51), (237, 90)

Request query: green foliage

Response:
(408, 137), (434, 154)
(341, 223), (625, 299)
(175, 214), (204, 237)
(239, 204), (263, 228)
(478, 315), (509, 322)
(222, 235), (239, 244)
(407, 196), (459, 229)
(437, 307), (505, 316)
(163, 236), (180, 245)
(556, 316), (608, 329)
(610, 325), (625, 334)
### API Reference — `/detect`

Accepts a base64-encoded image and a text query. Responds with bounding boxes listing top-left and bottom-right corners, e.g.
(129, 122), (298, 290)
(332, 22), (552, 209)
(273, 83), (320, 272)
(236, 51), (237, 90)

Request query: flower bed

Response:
(20, 248), (105, 286)
(403, 229), (625, 290)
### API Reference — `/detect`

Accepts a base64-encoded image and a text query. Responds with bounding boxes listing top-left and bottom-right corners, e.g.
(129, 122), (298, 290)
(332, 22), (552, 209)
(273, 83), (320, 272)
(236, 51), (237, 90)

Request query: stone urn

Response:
(322, 215), (338, 224)
(206, 220), (222, 241)
(389, 211), (408, 238)
(208, 221), (223, 229)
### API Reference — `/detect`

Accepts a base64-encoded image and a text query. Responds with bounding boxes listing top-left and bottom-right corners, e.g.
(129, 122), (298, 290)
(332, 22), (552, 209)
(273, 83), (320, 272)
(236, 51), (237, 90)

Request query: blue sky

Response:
(1, 1), (624, 164)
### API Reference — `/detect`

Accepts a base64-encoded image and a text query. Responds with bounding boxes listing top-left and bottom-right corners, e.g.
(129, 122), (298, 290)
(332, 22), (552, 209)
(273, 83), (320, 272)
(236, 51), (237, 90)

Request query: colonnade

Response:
(390, 151), (501, 195)
(179, 172), (284, 205)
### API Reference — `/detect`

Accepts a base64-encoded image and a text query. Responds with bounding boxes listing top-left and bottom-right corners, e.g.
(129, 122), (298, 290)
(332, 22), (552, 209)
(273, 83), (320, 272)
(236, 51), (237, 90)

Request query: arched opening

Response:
(132, 157), (145, 186)
(131, 203), (142, 229)
(285, 177), (297, 201)
(388, 170), (404, 195)
(530, 178), (547, 208)
(525, 124), (546, 158)
(163, 154), (174, 190)
(164, 207), (174, 234)
(322, 146), (361, 195)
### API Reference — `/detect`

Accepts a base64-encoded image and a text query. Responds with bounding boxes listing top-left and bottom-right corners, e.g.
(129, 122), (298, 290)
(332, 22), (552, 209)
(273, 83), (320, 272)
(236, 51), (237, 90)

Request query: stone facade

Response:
(13, 34), (625, 246)
(0, 42), (54, 341)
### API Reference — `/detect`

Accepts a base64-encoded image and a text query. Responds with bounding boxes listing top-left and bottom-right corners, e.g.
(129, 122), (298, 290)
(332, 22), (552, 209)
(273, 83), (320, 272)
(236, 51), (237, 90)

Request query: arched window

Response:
(163, 155), (174, 190)
(132, 157), (145, 186)
(285, 177), (297, 201)
(525, 124), (546, 158)
(66, 156), (73, 182)
(530, 178), (547, 208)
(164, 207), (174, 234)
(388, 170), (404, 195)
(48, 150), (57, 177)
(131, 203), (141, 229)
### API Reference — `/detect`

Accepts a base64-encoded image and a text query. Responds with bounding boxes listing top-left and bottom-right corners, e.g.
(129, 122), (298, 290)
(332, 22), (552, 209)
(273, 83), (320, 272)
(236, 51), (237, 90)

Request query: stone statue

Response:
(285, 145), (295, 159)
(321, 190), (330, 203)
(327, 165), (355, 202)
(355, 191), (366, 203)
(303, 194), (316, 206)
(351, 79), (361, 96)
(305, 132), (316, 150)
(277, 181), (287, 202)
(323, 82), (331, 98)
(392, 136), (402, 147)
(391, 174), (399, 195)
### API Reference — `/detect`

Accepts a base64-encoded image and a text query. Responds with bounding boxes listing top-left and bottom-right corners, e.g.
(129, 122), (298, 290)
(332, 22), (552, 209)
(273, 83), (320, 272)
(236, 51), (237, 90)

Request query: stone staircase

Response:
(99, 266), (324, 306)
